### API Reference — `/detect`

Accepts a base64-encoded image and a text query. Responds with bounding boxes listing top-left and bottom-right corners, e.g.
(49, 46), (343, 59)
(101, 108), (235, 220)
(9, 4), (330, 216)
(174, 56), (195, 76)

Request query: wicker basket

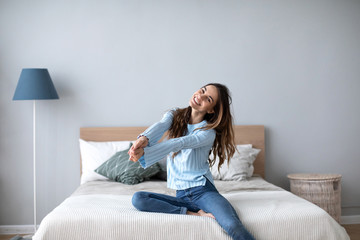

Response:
(287, 173), (342, 223)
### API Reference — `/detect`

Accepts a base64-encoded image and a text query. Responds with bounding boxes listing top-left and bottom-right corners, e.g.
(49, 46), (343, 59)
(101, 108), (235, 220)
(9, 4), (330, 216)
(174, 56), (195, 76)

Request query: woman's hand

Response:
(133, 136), (149, 150)
(128, 136), (148, 162)
(128, 146), (144, 162)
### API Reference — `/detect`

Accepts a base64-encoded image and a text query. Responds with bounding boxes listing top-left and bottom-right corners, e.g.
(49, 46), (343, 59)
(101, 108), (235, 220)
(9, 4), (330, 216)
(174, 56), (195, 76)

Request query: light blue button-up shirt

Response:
(138, 110), (216, 190)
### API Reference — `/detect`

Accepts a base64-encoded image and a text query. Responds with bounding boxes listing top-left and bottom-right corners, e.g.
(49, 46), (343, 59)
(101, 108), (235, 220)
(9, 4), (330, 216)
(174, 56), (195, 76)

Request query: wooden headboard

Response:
(80, 125), (265, 178)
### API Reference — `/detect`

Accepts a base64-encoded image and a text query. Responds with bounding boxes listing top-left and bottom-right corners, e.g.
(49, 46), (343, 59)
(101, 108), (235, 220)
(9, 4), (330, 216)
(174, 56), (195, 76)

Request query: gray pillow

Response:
(95, 143), (161, 185)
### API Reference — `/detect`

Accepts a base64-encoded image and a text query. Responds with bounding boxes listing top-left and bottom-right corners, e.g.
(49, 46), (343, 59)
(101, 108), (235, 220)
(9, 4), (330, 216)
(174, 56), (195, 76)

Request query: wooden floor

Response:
(0, 224), (359, 239)
(343, 224), (360, 240)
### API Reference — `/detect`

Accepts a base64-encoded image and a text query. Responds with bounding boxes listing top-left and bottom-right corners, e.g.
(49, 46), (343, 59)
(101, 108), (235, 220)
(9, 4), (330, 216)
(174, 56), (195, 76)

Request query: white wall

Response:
(1, 0), (359, 225)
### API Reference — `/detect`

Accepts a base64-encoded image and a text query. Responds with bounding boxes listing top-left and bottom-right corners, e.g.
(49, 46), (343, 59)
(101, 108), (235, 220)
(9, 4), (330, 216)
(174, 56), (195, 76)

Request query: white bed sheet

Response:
(33, 177), (350, 240)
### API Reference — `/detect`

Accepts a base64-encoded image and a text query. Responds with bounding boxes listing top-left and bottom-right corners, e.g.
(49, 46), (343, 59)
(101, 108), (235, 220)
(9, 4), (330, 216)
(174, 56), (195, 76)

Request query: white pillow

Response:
(79, 139), (133, 184)
(210, 144), (261, 181)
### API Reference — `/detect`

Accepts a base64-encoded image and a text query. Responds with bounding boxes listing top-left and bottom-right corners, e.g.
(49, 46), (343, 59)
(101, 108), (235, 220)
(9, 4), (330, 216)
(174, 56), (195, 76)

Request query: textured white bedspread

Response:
(33, 179), (349, 240)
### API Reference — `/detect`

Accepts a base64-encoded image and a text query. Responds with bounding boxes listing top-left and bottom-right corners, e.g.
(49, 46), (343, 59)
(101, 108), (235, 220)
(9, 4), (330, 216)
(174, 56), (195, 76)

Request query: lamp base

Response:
(22, 234), (34, 238)
(9, 235), (32, 240)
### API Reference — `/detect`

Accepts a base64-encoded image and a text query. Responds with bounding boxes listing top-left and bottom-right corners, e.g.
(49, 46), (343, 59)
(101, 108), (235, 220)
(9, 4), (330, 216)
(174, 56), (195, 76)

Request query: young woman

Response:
(128, 83), (255, 240)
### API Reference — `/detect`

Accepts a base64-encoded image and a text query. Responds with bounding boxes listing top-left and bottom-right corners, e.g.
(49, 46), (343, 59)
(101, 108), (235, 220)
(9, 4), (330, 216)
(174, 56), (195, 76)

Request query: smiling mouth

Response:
(193, 97), (200, 106)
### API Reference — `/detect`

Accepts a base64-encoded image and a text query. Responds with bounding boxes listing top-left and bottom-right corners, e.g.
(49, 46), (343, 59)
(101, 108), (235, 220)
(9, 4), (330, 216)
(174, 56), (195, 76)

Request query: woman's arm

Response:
(129, 110), (174, 162)
(140, 110), (174, 147)
(139, 128), (216, 169)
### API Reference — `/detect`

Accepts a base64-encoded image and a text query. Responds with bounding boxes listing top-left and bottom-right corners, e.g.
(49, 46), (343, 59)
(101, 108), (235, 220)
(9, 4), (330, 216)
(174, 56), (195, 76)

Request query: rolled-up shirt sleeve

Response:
(139, 128), (215, 169)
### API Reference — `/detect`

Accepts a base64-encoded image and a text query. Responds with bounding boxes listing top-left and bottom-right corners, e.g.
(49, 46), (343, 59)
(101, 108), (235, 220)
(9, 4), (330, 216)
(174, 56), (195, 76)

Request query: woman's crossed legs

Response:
(132, 181), (255, 240)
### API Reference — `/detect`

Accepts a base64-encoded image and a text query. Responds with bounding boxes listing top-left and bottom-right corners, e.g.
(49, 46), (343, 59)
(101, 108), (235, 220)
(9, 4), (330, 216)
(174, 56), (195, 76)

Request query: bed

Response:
(33, 125), (350, 240)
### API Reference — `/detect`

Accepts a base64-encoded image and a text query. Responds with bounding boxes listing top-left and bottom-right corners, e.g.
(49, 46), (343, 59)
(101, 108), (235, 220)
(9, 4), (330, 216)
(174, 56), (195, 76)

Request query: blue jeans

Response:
(132, 179), (255, 240)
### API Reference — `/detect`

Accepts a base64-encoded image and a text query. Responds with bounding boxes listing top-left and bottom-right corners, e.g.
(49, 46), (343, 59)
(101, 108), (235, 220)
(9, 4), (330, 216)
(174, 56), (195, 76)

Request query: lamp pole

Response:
(33, 100), (37, 233)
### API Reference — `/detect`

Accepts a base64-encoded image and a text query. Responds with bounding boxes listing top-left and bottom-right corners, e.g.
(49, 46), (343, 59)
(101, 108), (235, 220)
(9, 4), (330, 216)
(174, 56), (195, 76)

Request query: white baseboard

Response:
(0, 225), (37, 235)
(340, 215), (360, 225)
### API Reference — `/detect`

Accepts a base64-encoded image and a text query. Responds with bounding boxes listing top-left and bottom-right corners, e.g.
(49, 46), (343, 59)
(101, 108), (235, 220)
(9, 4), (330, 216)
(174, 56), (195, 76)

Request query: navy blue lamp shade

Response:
(13, 68), (59, 100)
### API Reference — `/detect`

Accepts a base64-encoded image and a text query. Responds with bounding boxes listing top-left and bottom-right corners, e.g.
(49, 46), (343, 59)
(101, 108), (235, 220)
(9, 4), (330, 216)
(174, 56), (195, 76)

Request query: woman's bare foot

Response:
(187, 209), (215, 219)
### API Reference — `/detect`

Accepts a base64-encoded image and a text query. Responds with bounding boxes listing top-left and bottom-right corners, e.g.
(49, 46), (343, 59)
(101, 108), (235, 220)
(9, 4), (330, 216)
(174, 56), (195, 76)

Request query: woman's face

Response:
(189, 85), (219, 114)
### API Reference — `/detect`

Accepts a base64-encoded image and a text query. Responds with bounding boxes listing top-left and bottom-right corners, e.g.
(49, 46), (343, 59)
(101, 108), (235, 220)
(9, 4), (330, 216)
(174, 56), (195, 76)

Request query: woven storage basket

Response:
(287, 173), (341, 223)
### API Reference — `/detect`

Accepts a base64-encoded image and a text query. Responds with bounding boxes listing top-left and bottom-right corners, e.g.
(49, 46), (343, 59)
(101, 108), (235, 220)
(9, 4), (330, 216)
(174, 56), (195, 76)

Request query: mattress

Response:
(33, 177), (350, 240)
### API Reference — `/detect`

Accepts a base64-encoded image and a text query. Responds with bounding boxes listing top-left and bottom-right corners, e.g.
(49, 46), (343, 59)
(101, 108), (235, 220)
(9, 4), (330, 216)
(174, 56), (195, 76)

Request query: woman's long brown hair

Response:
(168, 83), (236, 170)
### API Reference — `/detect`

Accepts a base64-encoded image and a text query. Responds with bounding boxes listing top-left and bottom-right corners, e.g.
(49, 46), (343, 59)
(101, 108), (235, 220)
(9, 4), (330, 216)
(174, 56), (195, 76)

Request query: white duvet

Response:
(33, 178), (349, 240)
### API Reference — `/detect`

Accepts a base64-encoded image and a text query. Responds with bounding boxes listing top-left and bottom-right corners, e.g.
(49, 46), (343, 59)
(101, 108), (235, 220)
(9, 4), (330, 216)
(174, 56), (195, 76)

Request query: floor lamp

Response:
(13, 68), (59, 235)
